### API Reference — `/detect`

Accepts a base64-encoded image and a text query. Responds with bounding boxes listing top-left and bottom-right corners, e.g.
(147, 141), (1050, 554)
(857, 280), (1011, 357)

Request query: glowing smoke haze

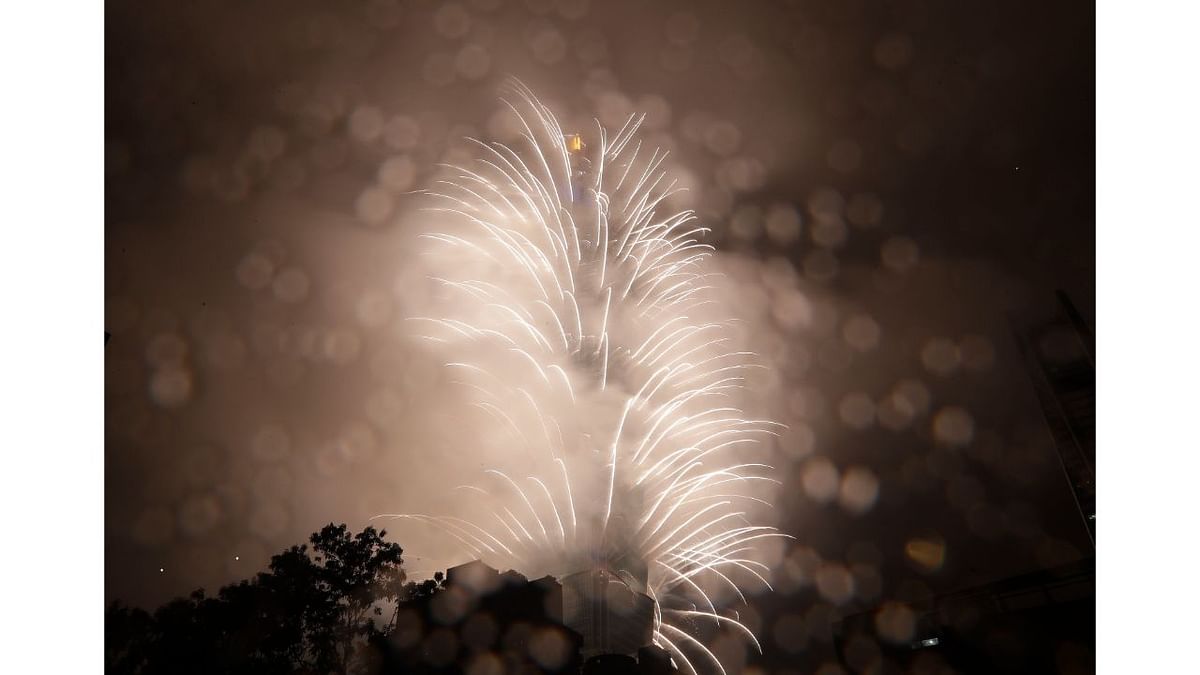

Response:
(379, 82), (787, 673)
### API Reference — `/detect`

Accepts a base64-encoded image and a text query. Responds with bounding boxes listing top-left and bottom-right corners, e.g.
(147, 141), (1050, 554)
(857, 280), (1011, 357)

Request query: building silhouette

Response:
(833, 557), (1094, 674)
(1011, 290), (1096, 545)
(369, 560), (675, 675)
(833, 292), (1096, 674)
(561, 569), (656, 659)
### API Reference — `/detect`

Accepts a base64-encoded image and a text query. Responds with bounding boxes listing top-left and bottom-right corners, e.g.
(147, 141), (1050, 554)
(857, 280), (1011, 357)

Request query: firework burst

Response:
(381, 80), (787, 674)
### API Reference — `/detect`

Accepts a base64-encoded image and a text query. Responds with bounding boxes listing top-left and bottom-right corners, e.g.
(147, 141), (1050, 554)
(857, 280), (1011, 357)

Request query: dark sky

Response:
(105, 0), (1093, 671)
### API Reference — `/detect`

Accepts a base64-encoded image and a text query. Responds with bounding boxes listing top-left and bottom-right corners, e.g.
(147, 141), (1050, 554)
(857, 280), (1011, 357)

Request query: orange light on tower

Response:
(565, 134), (588, 202)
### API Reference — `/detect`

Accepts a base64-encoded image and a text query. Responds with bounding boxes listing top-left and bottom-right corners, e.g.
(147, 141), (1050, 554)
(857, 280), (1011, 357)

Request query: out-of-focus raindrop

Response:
(839, 467), (880, 514)
(146, 333), (189, 368)
(384, 115), (421, 150)
(846, 192), (884, 227)
(466, 653), (503, 675)
(719, 33), (766, 79)
(788, 386), (827, 421)
(842, 314), (881, 351)
(323, 328), (362, 365)
(337, 422), (378, 463)
(595, 91), (635, 130)
(149, 366), (193, 408)
(721, 156), (766, 192)
(781, 546), (822, 593)
(461, 613), (498, 651)
(772, 288), (813, 331)
(349, 105), (385, 143)
(356, 185), (394, 226)
(455, 43), (491, 80)
(810, 216), (849, 248)
(236, 252), (276, 291)
(366, 387), (406, 431)
(434, 3), (471, 39)
(356, 290), (394, 327)
(905, 536), (946, 572)
(881, 235), (920, 272)
(637, 94), (671, 130)
(838, 392), (876, 430)
(781, 422), (816, 460)
(921, 337), (961, 376)
(705, 120), (742, 156)
(874, 603), (916, 644)
(815, 562), (855, 604)
(178, 494), (222, 537)
(765, 204), (802, 246)
(761, 261), (798, 299)
(729, 204), (764, 241)
(893, 378), (931, 416)
(877, 391), (916, 431)
(530, 26), (567, 64)
(933, 405), (975, 446)
(379, 155), (417, 192)
(802, 457), (840, 504)
(808, 187), (844, 220)
(529, 627), (572, 670)
(315, 442), (347, 477)
(272, 267), (311, 303)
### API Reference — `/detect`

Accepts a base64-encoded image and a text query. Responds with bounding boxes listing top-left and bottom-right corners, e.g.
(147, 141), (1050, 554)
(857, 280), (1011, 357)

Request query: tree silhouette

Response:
(106, 523), (413, 675)
(308, 523), (408, 672)
(105, 601), (153, 673)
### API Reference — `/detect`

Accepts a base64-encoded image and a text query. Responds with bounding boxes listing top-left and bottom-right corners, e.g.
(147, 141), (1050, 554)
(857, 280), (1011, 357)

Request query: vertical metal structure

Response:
(561, 569), (656, 659)
(1011, 291), (1096, 546)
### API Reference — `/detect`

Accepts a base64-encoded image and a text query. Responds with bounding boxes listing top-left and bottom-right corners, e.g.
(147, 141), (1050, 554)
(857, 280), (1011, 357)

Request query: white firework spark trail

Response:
(380, 80), (788, 675)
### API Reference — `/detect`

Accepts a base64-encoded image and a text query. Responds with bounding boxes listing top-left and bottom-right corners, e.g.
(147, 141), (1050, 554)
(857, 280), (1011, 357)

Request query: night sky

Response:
(105, 1), (1094, 671)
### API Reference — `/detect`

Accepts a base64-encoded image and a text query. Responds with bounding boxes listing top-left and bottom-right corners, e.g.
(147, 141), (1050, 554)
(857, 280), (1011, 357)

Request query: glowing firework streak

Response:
(381, 80), (787, 675)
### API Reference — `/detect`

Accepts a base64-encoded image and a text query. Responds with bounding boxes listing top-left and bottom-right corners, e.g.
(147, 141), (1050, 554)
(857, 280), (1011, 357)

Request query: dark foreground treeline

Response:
(106, 524), (445, 675)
